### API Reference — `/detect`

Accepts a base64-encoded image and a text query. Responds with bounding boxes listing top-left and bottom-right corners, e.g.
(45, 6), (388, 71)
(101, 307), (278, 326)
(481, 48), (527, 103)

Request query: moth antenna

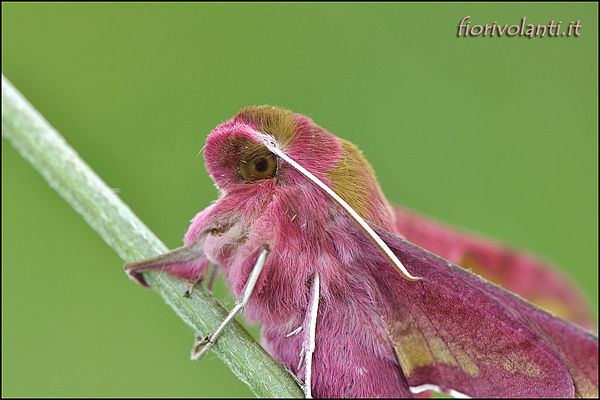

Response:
(266, 142), (421, 281)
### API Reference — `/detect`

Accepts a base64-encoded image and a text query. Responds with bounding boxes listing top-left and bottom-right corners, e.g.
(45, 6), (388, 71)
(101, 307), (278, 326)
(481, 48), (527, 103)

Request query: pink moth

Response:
(126, 106), (598, 398)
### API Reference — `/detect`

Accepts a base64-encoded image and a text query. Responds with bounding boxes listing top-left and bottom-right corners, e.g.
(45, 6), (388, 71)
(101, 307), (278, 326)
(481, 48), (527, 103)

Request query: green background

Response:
(2, 3), (597, 397)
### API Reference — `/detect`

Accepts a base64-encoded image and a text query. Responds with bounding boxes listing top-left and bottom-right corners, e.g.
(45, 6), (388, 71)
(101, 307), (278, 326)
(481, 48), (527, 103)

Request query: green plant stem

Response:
(1, 74), (303, 398)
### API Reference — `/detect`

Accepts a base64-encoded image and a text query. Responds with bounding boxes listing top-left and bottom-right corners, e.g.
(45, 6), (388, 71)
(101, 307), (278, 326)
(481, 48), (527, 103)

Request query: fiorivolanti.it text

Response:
(458, 17), (582, 37)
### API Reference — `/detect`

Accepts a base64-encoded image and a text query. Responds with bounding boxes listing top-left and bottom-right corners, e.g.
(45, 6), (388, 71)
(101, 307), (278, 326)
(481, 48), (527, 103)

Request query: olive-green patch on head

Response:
(326, 139), (392, 228)
(237, 106), (298, 149)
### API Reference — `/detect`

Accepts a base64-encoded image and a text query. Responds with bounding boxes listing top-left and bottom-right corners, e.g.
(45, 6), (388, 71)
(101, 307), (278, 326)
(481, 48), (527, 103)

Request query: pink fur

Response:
(181, 110), (413, 396)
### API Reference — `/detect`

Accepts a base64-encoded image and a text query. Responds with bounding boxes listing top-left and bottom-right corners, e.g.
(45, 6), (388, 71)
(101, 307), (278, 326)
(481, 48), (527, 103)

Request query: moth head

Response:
(204, 106), (341, 192)
(202, 105), (420, 281)
(204, 106), (390, 224)
(204, 106), (398, 233)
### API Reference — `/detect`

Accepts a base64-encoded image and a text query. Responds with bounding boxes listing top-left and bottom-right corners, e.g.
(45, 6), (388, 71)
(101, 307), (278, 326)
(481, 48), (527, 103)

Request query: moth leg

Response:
(284, 326), (304, 372)
(124, 241), (207, 288)
(184, 272), (204, 298)
(297, 348), (306, 371)
(206, 262), (219, 292)
(285, 326), (303, 337)
(280, 362), (306, 389)
(185, 263), (218, 297)
(190, 248), (269, 361)
(303, 272), (320, 399)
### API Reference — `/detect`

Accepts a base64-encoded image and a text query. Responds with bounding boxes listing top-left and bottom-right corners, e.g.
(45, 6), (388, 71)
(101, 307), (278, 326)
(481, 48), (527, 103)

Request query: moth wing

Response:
(392, 204), (595, 330)
(373, 226), (598, 398)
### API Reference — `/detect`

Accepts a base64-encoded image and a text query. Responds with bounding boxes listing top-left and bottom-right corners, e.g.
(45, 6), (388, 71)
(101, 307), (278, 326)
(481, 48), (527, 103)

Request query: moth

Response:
(125, 106), (598, 398)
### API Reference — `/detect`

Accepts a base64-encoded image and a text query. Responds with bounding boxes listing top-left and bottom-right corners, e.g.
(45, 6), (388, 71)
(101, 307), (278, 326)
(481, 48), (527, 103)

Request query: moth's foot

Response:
(184, 274), (204, 298)
(279, 362), (306, 390)
(190, 334), (212, 361)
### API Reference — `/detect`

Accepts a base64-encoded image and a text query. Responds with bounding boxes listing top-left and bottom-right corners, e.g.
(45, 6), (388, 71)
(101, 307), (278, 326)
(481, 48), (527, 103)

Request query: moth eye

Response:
(238, 153), (277, 182)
